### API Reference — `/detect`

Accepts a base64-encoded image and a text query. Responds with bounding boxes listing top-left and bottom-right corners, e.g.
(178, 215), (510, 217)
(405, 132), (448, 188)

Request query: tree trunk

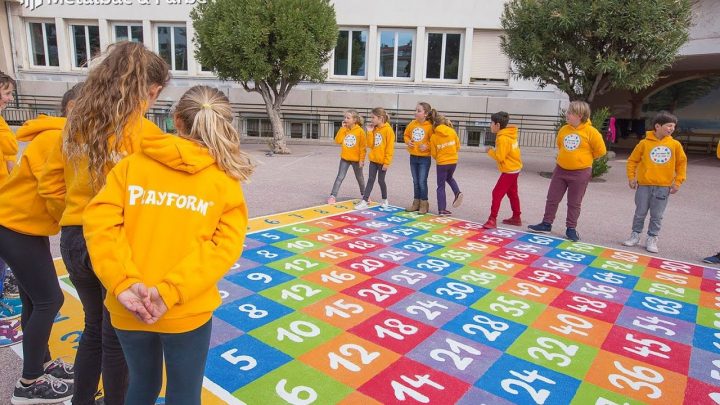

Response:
(265, 103), (291, 154)
(629, 94), (644, 119)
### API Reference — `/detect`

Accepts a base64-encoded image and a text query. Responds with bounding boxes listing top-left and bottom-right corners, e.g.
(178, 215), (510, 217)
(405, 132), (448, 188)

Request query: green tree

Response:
(191, 0), (337, 153)
(501, 0), (692, 103)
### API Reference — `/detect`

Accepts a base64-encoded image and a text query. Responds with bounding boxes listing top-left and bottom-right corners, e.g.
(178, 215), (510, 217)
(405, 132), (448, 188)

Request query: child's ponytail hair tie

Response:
(201, 103), (212, 109)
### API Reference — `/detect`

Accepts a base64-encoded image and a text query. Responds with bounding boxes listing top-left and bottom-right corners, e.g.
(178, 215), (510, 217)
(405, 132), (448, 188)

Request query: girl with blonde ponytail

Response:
(83, 85), (254, 405)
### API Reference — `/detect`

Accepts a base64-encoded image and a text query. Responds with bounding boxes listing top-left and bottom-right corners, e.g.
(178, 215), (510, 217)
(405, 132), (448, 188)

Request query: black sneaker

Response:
(3, 268), (19, 299)
(44, 358), (74, 382)
(566, 228), (581, 242)
(11, 375), (73, 405)
(528, 222), (552, 233)
(703, 253), (720, 264)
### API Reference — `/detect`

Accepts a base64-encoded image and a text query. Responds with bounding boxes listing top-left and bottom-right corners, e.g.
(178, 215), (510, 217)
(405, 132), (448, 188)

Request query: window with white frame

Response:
(333, 29), (367, 77)
(378, 30), (414, 79)
(157, 25), (187, 71)
(114, 24), (143, 43)
(425, 32), (461, 80)
(28, 22), (59, 67)
(71, 24), (100, 68)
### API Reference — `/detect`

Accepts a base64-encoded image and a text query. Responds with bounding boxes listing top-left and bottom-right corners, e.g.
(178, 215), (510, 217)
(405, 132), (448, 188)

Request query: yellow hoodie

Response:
(555, 120), (607, 170)
(367, 122), (395, 166)
(430, 124), (460, 165)
(335, 124), (366, 162)
(0, 116), (18, 183)
(627, 131), (687, 188)
(38, 116), (164, 226)
(488, 126), (522, 173)
(0, 115), (65, 235)
(83, 131), (248, 333)
(404, 119), (433, 157)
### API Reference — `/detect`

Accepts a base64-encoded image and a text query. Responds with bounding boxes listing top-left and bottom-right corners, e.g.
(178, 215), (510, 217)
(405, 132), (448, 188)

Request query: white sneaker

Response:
(381, 199), (390, 209)
(354, 200), (369, 210)
(646, 236), (659, 253)
(622, 231), (641, 247)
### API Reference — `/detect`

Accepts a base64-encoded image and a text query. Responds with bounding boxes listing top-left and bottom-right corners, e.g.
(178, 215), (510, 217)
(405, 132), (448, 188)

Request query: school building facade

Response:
(0, 0), (718, 146)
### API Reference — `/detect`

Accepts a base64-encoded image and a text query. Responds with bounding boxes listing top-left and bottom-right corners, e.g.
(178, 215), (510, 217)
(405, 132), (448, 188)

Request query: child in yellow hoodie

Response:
(483, 111), (522, 229)
(0, 72), (18, 182)
(528, 101), (606, 242)
(622, 111), (687, 254)
(328, 109), (366, 204)
(355, 107), (395, 210)
(0, 83), (82, 405)
(84, 85), (253, 405)
(38, 42), (169, 405)
(430, 114), (463, 216)
(404, 102), (435, 214)
(0, 72), (18, 306)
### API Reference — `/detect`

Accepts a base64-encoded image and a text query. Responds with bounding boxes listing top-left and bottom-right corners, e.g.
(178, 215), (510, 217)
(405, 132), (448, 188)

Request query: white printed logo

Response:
(344, 134), (357, 148)
(649, 146), (672, 164)
(374, 133), (382, 147)
(127, 185), (212, 216)
(412, 127), (425, 142)
(563, 133), (581, 151)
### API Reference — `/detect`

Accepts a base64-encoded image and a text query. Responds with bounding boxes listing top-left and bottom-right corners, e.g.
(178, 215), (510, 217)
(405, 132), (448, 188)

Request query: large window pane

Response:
(350, 31), (366, 76)
(72, 25), (87, 67)
(173, 26), (187, 71)
(379, 31), (395, 77)
(334, 30), (348, 76)
(30, 23), (46, 66)
(444, 34), (461, 79)
(46, 23), (58, 66)
(426, 33), (443, 79)
(89, 26), (100, 61)
(157, 26), (171, 67)
(115, 26), (129, 42)
(131, 26), (143, 42)
(396, 32), (413, 78)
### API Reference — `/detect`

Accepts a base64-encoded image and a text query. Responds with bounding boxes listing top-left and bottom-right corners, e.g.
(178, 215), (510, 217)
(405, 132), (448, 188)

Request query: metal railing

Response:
(4, 94), (562, 148)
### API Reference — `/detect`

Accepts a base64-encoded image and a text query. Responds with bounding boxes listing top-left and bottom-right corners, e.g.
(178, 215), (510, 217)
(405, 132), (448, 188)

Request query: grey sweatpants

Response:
(632, 185), (670, 236)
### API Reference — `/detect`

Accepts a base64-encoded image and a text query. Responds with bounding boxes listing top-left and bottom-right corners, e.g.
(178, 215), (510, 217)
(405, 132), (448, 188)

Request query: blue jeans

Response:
(116, 320), (212, 405)
(409, 155), (431, 200)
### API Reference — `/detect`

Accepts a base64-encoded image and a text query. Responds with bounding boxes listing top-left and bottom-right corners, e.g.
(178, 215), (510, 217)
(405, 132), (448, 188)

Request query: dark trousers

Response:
(410, 155), (431, 200)
(60, 226), (127, 405)
(0, 226), (61, 379)
(116, 320), (212, 405)
(490, 172), (521, 218)
(436, 163), (460, 211)
(542, 165), (592, 228)
(363, 162), (388, 200)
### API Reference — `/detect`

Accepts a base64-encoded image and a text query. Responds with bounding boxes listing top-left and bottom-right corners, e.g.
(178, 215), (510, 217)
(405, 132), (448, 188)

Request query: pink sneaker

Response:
(327, 195), (336, 204)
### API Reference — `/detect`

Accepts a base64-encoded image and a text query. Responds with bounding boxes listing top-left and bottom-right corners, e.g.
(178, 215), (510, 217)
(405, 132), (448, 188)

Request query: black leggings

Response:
(363, 162), (387, 200)
(0, 225), (61, 380)
(60, 226), (128, 405)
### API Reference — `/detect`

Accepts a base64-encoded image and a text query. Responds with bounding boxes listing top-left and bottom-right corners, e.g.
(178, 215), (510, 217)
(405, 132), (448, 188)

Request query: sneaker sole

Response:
(11, 394), (73, 405)
(621, 242), (638, 247)
(528, 229), (551, 234)
(452, 194), (463, 208)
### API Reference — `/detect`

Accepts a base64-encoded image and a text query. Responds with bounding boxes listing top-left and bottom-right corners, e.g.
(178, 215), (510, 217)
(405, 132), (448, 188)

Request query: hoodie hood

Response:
(496, 126), (518, 141)
(433, 124), (456, 139)
(643, 130), (673, 143)
(16, 115), (66, 142)
(141, 131), (216, 174)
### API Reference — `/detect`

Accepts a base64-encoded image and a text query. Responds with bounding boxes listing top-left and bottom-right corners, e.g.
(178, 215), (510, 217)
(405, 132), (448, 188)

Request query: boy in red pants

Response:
(483, 111), (522, 229)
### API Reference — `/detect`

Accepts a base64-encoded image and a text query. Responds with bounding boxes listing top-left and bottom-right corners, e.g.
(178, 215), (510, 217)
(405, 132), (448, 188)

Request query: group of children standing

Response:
(0, 41), (704, 405)
(0, 42), (253, 405)
(328, 99), (689, 254)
